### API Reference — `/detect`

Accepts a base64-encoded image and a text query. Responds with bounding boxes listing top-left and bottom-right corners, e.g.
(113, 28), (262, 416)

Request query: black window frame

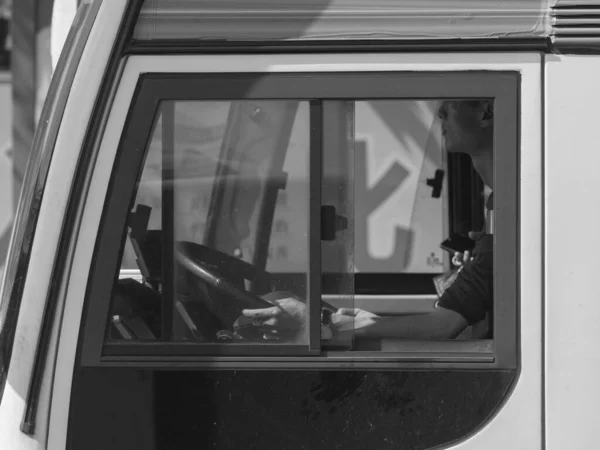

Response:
(79, 71), (519, 370)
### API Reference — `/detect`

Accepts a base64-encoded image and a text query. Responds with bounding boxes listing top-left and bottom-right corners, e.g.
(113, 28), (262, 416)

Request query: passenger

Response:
(241, 100), (495, 341)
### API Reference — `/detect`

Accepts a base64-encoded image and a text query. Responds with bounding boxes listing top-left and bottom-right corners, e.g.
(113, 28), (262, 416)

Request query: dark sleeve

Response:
(438, 235), (493, 325)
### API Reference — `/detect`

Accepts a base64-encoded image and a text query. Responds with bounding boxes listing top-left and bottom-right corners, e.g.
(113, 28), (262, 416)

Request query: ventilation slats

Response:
(552, 4), (600, 47)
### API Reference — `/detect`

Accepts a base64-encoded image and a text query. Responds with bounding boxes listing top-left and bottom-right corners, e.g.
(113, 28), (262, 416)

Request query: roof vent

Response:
(552, 3), (600, 50)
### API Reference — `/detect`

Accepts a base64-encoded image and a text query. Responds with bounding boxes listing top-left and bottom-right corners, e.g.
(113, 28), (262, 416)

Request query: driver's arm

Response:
(331, 306), (468, 340)
(242, 296), (469, 341)
(330, 236), (492, 340)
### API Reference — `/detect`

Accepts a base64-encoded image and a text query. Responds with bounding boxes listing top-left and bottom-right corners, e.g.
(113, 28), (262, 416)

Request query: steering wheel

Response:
(174, 241), (274, 310)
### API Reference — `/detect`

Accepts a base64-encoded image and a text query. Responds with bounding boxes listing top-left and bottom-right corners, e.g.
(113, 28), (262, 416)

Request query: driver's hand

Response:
(241, 293), (307, 343)
(452, 231), (482, 267)
(332, 308), (380, 334)
(468, 231), (484, 240)
(452, 250), (473, 268)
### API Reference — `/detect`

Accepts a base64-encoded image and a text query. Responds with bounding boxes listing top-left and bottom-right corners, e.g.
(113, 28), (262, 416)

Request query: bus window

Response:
(113, 99), (312, 348)
(355, 100), (448, 274)
(321, 98), (492, 349)
(82, 72), (516, 366)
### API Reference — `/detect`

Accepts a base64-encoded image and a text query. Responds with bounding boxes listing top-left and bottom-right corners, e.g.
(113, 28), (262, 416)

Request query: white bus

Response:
(0, 0), (594, 448)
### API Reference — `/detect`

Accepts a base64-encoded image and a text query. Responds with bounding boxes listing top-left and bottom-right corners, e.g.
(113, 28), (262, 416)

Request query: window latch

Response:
(321, 205), (348, 241)
(426, 169), (445, 198)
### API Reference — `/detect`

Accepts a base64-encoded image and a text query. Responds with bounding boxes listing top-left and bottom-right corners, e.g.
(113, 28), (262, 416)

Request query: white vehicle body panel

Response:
(46, 52), (542, 449)
(0, 1), (126, 449)
(545, 54), (600, 450)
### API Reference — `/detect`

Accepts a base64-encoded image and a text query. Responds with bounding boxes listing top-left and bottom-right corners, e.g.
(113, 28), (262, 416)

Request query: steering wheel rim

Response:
(174, 241), (273, 310)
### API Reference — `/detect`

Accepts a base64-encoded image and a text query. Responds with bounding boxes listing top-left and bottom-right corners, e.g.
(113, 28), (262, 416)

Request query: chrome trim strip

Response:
(101, 338), (494, 367)
(19, 0), (105, 436)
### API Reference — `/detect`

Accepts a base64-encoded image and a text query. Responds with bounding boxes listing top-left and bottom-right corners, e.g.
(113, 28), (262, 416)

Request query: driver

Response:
(241, 99), (495, 342)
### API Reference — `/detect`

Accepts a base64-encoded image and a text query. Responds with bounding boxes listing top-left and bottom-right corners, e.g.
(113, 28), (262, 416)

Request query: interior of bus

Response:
(108, 97), (488, 350)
